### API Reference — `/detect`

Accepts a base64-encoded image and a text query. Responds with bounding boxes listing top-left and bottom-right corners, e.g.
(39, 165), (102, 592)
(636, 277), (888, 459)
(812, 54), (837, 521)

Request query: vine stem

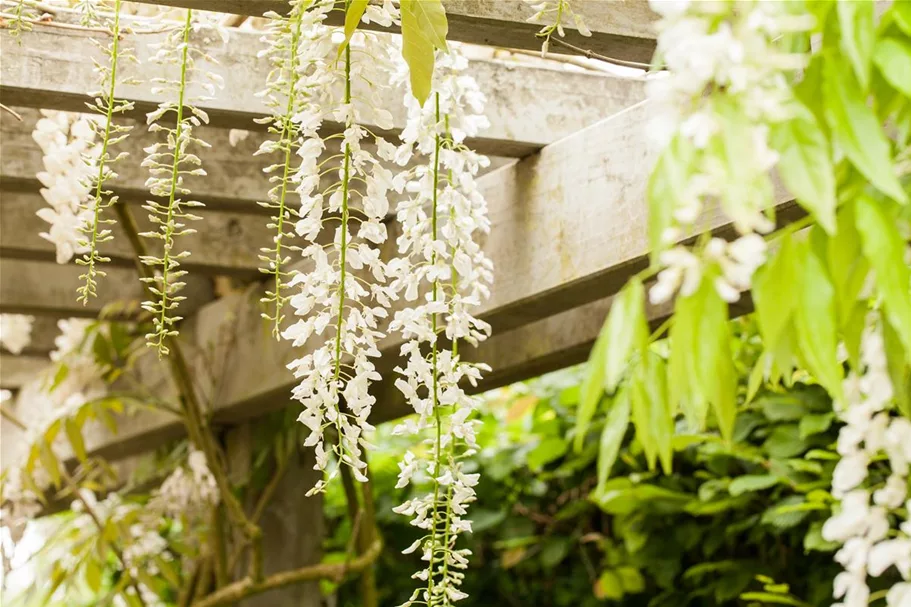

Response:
(150, 8), (193, 355)
(79, 0), (122, 304)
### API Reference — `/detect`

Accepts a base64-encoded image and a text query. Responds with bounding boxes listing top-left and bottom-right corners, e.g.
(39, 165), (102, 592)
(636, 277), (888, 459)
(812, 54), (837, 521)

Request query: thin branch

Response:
(549, 37), (652, 69)
(190, 537), (383, 607)
(0, 11), (113, 34)
(0, 404), (27, 430)
(0, 103), (22, 121)
(507, 48), (645, 77)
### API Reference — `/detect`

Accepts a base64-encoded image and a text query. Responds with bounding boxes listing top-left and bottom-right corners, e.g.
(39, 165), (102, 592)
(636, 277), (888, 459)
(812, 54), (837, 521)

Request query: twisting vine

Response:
(76, 0), (136, 304)
(389, 48), (492, 606)
(255, 0), (311, 337)
(281, 0), (400, 494)
(140, 9), (223, 356)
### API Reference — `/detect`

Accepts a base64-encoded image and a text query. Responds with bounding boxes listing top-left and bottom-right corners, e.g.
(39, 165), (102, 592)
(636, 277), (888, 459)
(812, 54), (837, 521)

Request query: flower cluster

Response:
(140, 10), (224, 355)
(254, 0), (313, 336)
(823, 320), (911, 607)
(149, 449), (220, 519)
(281, 1), (401, 494)
(646, 0), (812, 305)
(0, 313), (34, 355)
(388, 49), (493, 606)
(31, 111), (100, 265)
(76, 0), (137, 304)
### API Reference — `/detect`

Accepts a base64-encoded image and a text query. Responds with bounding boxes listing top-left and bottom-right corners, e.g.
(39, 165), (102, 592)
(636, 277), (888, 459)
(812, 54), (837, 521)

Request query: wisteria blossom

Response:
(149, 449), (220, 519)
(823, 320), (911, 607)
(31, 111), (100, 265)
(281, 1), (401, 494)
(646, 0), (812, 305)
(388, 48), (493, 606)
(0, 314), (34, 355)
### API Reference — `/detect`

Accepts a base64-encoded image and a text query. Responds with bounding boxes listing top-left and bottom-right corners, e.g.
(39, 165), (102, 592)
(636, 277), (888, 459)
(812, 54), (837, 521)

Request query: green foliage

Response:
(400, 0), (448, 104)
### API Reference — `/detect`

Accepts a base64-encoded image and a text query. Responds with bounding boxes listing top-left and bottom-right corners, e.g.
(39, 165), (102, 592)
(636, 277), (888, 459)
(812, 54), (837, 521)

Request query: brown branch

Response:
(340, 461), (378, 607)
(190, 537), (384, 607)
(549, 37), (651, 69)
(0, 103), (22, 121)
(113, 203), (263, 560)
(211, 505), (229, 589)
(0, 404), (27, 430)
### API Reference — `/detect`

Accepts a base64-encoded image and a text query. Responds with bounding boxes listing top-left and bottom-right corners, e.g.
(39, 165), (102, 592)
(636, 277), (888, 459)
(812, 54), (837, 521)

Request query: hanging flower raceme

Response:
(31, 110), (101, 264)
(141, 10), (224, 356)
(281, 1), (401, 495)
(148, 449), (219, 519)
(388, 48), (493, 607)
(75, 0), (137, 304)
(646, 0), (813, 307)
(822, 318), (911, 607)
(0, 313), (34, 355)
(254, 0), (312, 337)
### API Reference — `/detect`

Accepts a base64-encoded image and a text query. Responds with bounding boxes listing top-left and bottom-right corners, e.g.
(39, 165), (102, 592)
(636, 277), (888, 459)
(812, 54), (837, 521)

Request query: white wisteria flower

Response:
(149, 449), (220, 518)
(389, 48), (493, 606)
(281, 1), (401, 494)
(0, 314), (35, 355)
(823, 319), (911, 607)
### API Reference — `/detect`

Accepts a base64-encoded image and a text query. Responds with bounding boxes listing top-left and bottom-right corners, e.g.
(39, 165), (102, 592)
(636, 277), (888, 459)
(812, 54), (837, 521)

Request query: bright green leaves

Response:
(874, 37), (911, 97)
(596, 390), (630, 492)
(630, 353), (673, 474)
(338, 0), (368, 57)
(769, 104), (836, 233)
(890, 0), (911, 37)
(836, 0), (874, 91)
(575, 279), (646, 451)
(823, 56), (908, 204)
(855, 195), (911, 356)
(753, 236), (799, 355)
(400, 0), (448, 104)
(794, 239), (844, 402)
(670, 280), (736, 441)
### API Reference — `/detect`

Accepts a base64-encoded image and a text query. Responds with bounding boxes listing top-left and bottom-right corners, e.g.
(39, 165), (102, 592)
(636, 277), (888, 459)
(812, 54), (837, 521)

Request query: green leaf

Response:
(757, 393), (809, 422)
(855, 195), (911, 357)
(528, 436), (567, 470)
(540, 536), (572, 569)
(729, 474), (780, 497)
(616, 566), (646, 594)
(763, 425), (807, 459)
(826, 203), (870, 335)
(823, 57), (908, 203)
(400, 0), (448, 104)
(794, 241), (844, 401)
(603, 278), (648, 394)
(799, 412), (835, 439)
(769, 105), (836, 233)
(804, 521), (840, 553)
(595, 569), (624, 600)
(575, 312), (611, 451)
(753, 236), (798, 368)
(596, 390), (630, 493)
(739, 592), (811, 607)
(695, 283), (737, 442)
(883, 312), (911, 417)
(39, 442), (61, 488)
(631, 354), (673, 473)
(891, 1), (911, 37)
(84, 559), (102, 593)
(874, 37), (911, 97)
(338, 0), (369, 57)
(837, 0), (874, 91)
(65, 418), (87, 462)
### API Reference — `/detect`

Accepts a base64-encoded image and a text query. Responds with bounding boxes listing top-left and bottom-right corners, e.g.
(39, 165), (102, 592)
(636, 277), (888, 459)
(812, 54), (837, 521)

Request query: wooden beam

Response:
(0, 189), (271, 279)
(0, 354), (49, 390)
(135, 0), (659, 64)
(0, 19), (647, 157)
(38, 101), (797, 463)
(0, 259), (214, 318)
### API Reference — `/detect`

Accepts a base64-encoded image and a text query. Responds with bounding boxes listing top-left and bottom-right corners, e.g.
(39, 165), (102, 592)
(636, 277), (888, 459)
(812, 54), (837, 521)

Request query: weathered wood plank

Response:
(0, 259), (214, 318)
(0, 189), (272, 278)
(135, 0), (659, 64)
(0, 20), (647, 157)
(0, 354), (49, 390)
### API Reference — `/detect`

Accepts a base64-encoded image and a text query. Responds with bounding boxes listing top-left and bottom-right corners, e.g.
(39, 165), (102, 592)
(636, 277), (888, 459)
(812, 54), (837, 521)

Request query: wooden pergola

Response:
(0, 0), (803, 464)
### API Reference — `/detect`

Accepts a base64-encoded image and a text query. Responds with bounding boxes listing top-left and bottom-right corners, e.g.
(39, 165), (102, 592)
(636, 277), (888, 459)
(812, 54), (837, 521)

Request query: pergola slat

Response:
(0, 259), (214, 318)
(135, 0), (659, 65)
(0, 22), (647, 158)
(0, 354), (49, 390)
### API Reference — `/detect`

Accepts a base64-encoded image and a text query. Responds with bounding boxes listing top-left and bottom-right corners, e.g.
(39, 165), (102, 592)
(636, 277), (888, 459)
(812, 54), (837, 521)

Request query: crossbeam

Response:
(0, 20), (647, 157)
(135, 0), (659, 64)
